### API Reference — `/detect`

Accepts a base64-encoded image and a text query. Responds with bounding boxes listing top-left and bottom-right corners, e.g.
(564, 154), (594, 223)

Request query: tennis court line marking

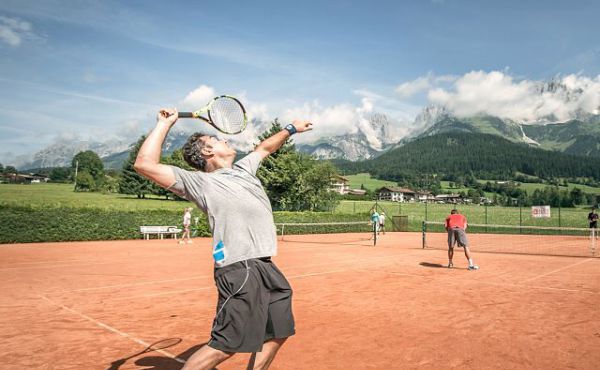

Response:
(45, 274), (213, 295)
(39, 295), (186, 364)
(107, 286), (214, 301)
(0, 261), (123, 271)
(521, 258), (593, 283)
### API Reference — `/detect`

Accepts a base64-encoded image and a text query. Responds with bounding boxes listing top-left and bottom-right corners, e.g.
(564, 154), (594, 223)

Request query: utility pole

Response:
(73, 160), (79, 191)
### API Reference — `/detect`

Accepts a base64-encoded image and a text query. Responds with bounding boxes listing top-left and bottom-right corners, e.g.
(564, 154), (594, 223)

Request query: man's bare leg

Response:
(448, 246), (454, 267)
(181, 345), (233, 370)
(247, 338), (287, 370)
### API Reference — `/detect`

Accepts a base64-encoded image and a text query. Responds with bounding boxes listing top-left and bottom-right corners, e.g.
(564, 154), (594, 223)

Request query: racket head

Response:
(147, 337), (182, 351)
(205, 95), (248, 134)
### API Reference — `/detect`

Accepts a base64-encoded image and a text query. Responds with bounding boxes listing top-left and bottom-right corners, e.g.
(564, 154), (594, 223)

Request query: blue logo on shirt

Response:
(213, 240), (225, 263)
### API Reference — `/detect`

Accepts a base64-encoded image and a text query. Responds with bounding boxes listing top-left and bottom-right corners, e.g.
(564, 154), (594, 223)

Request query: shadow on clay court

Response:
(106, 342), (208, 370)
(419, 262), (445, 268)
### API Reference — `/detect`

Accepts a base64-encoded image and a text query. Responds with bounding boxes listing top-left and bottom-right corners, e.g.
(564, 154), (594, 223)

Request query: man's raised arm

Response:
(254, 120), (313, 159)
(134, 108), (179, 189)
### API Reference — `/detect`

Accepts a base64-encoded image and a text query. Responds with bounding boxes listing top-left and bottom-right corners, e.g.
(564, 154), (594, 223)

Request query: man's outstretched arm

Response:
(254, 120), (312, 159)
(134, 108), (178, 188)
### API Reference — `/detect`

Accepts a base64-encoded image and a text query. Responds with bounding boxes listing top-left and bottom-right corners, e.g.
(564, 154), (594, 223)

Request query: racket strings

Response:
(210, 98), (246, 134)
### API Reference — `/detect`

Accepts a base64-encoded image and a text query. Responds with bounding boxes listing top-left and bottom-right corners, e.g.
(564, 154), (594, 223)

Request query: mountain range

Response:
(15, 106), (600, 170)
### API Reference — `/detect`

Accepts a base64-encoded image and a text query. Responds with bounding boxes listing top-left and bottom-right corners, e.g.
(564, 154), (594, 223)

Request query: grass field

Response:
(1, 183), (593, 231)
(0, 183), (193, 210)
(336, 200), (592, 229)
(477, 179), (600, 194)
(345, 173), (397, 191)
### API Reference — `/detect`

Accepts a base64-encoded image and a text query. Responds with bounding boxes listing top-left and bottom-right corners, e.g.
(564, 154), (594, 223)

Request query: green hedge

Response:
(0, 204), (212, 243)
(0, 205), (373, 244)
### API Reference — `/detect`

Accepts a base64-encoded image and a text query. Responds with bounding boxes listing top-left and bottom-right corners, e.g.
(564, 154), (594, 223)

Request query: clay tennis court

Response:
(2, 231), (599, 369)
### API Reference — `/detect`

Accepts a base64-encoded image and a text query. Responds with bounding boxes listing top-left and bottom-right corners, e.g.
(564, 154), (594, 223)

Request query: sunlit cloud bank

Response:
(398, 71), (600, 122)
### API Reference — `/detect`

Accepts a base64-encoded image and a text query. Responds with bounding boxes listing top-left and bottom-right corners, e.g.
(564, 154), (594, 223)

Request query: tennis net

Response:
(275, 221), (377, 245)
(422, 221), (598, 258)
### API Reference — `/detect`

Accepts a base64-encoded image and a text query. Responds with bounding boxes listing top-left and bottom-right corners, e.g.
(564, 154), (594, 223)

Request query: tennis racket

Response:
(179, 95), (247, 134)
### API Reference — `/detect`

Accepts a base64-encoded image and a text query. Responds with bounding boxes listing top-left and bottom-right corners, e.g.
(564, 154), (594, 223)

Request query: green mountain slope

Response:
(336, 132), (600, 181)
(522, 120), (600, 157)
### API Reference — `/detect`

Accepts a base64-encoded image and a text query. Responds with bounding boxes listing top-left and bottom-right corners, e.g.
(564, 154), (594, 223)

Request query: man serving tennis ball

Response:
(134, 108), (312, 370)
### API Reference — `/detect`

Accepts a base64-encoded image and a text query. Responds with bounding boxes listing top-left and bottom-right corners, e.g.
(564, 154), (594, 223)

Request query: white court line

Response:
(108, 286), (214, 302)
(478, 281), (596, 294)
(521, 258), (594, 283)
(0, 261), (120, 271)
(47, 254), (401, 296)
(0, 259), (92, 266)
(45, 275), (212, 295)
(40, 295), (186, 364)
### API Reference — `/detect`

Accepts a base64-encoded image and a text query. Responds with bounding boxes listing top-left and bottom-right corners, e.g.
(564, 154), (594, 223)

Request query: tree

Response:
(75, 171), (95, 191)
(72, 151), (104, 191)
(256, 120), (339, 211)
(4, 165), (17, 174)
(0, 163), (3, 173)
(49, 167), (72, 182)
(119, 136), (154, 198)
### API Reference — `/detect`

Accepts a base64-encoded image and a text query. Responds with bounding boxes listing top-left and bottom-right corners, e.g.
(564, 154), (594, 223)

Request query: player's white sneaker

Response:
(187, 240), (193, 244)
(448, 262), (453, 268)
(468, 265), (479, 271)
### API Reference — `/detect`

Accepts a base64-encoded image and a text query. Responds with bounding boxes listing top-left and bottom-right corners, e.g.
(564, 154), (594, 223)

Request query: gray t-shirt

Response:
(167, 152), (277, 267)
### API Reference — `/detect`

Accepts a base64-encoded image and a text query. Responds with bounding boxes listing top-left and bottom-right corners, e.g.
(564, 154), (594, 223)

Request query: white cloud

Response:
(395, 73), (457, 99)
(414, 70), (600, 122)
(0, 15), (33, 46)
(180, 85), (215, 110)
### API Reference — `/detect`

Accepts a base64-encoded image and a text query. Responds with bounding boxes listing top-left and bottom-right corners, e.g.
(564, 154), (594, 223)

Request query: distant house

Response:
(435, 193), (463, 204)
(1, 173), (49, 184)
(416, 191), (436, 203)
(347, 189), (367, 196)
(378, 186), (416, 202)
(330, 175), (350, 194)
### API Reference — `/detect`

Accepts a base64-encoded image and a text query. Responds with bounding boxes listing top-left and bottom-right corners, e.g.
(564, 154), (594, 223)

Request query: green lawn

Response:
(336, 200), (591, 230)
(344, 173), (397, 191)
(0, 183), (194, 210)
(1, 183), (593, 230)
(477, 180), (600, 194)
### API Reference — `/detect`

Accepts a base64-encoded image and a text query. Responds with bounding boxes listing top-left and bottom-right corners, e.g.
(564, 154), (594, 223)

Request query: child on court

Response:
(445, 209), (479, 270)
(179, 207), (193, 244)
(134, 107), (312, 370)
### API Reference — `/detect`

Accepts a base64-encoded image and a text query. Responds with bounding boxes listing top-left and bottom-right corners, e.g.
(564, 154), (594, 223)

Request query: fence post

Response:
(425, 201), (428, 221)
(519, 202), (523, 233)
(422, 221), (426, 249)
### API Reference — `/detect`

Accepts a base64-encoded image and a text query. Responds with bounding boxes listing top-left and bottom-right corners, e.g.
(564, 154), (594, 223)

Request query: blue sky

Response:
(1, 0), (600, 165)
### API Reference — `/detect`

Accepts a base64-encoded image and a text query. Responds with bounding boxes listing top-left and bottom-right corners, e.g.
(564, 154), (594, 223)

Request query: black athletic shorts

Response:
(207, 257), (295, 353)
(590, 221), (598, 229)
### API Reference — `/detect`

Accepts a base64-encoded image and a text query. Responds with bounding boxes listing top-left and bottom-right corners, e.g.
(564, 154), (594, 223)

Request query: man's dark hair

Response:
(451, 209), (458, 214)
(182, 132), (209, 171)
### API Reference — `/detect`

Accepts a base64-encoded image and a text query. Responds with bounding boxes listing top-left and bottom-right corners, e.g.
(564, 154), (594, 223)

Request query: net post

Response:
(373, 221), (377, 246)
(592, 228), (596, 257)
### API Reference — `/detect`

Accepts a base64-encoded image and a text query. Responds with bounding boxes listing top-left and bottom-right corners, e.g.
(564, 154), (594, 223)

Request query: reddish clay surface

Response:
(1, 232), (599, 369)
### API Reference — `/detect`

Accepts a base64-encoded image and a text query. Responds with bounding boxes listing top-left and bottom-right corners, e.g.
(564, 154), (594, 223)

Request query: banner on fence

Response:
(531, 205), (551, 218)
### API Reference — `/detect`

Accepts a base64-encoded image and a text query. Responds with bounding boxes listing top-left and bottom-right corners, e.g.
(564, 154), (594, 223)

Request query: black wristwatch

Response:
(284, 124), (297, 135)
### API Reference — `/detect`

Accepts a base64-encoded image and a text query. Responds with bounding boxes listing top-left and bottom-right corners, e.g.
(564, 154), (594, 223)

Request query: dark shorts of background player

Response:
(590, 221), (598, 229)
(447, 227), (469, 248)
(208, 257), (295, 353)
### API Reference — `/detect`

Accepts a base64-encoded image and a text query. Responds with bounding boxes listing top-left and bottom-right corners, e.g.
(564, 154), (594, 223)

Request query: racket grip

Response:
(178, 112), (194, 118)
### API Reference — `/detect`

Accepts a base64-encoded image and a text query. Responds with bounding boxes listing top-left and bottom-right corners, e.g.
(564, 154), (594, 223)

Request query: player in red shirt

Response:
(445, 209), (479, 270)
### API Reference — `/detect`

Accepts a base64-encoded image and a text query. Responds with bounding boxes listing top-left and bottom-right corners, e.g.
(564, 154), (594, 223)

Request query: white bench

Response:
(140, 226), (182, 240)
